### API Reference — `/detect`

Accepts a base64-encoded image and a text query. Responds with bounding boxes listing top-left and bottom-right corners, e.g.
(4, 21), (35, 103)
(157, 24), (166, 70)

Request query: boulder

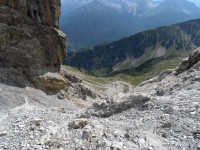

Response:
(31, 73), (67, 93)
(80, 95), (150, 118)
(69, 118), (89, 129)
(176, 48), (200, 75)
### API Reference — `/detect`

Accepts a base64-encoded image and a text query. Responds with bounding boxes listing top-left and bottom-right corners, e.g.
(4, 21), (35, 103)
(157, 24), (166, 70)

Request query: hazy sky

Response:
(187, 0), (200, 7)
(152, 0), (200, 7)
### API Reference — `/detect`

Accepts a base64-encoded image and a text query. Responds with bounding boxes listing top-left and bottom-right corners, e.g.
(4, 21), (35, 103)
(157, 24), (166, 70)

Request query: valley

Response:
(0, 0), (200, 149)
(61, 0), (200, 51)
(64, 19), (200, 78)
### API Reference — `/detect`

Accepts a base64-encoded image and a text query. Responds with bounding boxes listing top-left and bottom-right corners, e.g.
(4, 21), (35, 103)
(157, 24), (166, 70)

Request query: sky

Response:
(187, 0), (200, 7)
(152, 0), (200, 7)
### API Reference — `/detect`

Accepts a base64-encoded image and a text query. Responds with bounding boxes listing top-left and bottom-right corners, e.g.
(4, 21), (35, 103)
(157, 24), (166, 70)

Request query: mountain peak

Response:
(61, 0), (200, 51)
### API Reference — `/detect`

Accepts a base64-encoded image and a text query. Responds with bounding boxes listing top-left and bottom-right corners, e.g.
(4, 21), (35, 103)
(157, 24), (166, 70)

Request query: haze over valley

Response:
(60, 0), (200, 51)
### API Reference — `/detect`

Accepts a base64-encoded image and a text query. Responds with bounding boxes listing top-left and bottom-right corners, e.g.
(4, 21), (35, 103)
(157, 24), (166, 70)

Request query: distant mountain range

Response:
(60, 0), (200, 51)
(64, 19), (200, 76)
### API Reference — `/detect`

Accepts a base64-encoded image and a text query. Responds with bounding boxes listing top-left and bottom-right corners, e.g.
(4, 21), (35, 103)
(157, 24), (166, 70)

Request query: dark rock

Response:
(162, 122), (172, 128)
(0, 2), (67, 92)
(193, 131), (200, 139)
(63, 70), (82, 84)
(176, 48), (200, 75)
(69, 118), (89, 129)
(197, 142), (200, 150)
(81, 95), (150, 118)
(57, 90), (68, 99)
(0, 0), (61, 29)
(156, 89), (165, 96)
(0, 131), (7, 136)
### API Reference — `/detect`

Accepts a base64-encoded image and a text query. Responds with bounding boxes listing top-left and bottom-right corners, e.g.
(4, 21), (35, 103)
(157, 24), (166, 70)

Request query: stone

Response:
(62, 69), (82, 84)
(0, 0), (61, 29)
(31, 119), (42, 126)
(156, 89), (165, 96)
(138, 138), (148, 148)
(69, 118), (89, 129)
(162, 122), (172, 128)
(80, 85), (97, 99)
(80, 95), (150, 118)
(82, 130), (92, 141)
(57, 90), (68, 99)
(32, 73), (67, 92)
(176, 48), (200, 75)
(0, 3), (67, 92)
(111, 141), (124, 149)
(197, 142), (200, 150)
(0, 131), (7, 136)
(193, 131), (200, 139)
(62, 67), (97, 100)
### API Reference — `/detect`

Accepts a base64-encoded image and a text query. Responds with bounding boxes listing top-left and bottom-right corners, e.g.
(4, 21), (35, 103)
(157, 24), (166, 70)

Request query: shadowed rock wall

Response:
(0, 0), (67, 92)
(0, 0), (61, 29)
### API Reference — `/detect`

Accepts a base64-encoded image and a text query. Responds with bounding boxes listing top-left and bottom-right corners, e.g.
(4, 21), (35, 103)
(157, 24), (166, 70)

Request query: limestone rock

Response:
(31, 119), (42, 126)
(0, 131), (7, 136)
(62, 68), (97, 100)
(57, 90), (68, 99)
(69, 118), (89, 129)
(81, 95), (150, 118)
(139, 69), (174, 86)
(0, 3), (66, 91)
(197, 142), (200, 150)
(176, 47), (200, 75)
(0, 0), (61, 29)
(62, 69), (82, 84)
(31, 73), (67, 92)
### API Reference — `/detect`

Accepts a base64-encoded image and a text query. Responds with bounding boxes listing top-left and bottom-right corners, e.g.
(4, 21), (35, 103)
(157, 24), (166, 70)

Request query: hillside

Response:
(1, 47), (200, 149)
(139, 0), (200, 30)
(60, 0), (200, 51)
(64, 19), (200, 76)
(60, 1), (134, 50)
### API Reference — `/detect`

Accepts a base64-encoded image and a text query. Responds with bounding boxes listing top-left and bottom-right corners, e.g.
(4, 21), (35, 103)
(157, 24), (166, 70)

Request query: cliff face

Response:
(0, 0), (67, 92)
(0, 0), (61, 28)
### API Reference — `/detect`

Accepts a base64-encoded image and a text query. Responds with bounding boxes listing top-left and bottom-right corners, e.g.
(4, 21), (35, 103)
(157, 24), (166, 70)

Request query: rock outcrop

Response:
(0, 0), (61, 28)
(0, 1), (66, 92)
(79, 95), (150, 118)
(176, 47), (200, 75)
(61, 68), (98, 101)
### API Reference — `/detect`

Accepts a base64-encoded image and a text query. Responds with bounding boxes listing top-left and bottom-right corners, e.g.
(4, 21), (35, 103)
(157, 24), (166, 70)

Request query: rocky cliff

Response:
(0, 0), (61, 28)
(0, 0), (66, 92)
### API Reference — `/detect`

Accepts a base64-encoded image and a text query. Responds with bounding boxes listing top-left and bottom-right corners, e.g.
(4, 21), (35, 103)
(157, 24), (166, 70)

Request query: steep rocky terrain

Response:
(0, 0), (61, 29)
(0, 48), (200, 150)
(0, 0), (66, 92)
(0, 1), (200, 150)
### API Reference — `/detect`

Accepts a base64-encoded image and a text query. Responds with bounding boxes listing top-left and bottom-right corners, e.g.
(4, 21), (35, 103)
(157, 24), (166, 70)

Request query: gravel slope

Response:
(0, 49), (200, 149)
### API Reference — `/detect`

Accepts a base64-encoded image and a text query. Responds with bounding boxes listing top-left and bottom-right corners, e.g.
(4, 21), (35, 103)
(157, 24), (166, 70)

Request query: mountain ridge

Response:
(60, 0), (200, 51)
(61, 0), (135, 51)
(64, 19), (200, 76)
